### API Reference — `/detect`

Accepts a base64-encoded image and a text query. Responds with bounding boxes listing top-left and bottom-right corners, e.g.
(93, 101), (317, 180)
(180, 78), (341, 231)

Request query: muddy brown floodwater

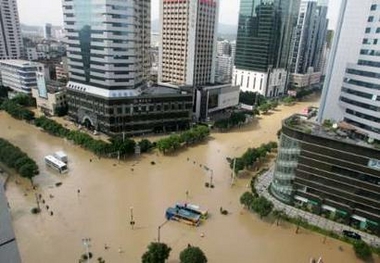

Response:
(1, 95), (378, 263)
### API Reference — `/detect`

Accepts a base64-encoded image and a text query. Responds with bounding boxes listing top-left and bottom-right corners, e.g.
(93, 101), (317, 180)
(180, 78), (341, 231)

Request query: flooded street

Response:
(1, 95), (377, 263)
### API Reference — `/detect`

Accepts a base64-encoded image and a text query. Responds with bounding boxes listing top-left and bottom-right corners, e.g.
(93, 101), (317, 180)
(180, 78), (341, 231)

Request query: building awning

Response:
(308, 199), (319, 205)
(336, 209), (347, 215)
(367, 220), (378, 226)
(294, 195), (308, 203)
(322, 205), (336, 212)
(352, 214), (366, 222)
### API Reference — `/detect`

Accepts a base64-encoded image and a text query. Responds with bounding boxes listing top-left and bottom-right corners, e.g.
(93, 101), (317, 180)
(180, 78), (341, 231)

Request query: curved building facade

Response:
(271, 115), (380, 234)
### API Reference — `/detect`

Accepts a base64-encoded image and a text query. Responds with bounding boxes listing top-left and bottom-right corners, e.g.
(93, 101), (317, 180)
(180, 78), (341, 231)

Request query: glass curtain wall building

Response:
(233, 0), (300, 97)
(63, 0), (160, 134)
(272, 115), (380, 234)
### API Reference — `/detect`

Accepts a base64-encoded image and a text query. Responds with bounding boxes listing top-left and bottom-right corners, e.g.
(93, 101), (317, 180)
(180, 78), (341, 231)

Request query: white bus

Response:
(53, 151), (68, 163)
(45, 155), (68, 174)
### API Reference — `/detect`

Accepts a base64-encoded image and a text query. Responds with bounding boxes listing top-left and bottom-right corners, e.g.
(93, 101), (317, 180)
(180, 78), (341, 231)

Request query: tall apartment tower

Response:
(158, 0), (219, 87)
(233, 0), (300, 98)
(0, 0), (23, 60)
(319, 0), (380, 141)
(44, 23), (52, 40)
(289, 0), (328, 75)
(62, 0), (151, 133)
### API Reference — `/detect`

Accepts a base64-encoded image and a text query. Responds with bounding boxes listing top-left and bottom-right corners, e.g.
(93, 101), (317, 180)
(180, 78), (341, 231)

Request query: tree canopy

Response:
(141, 242), (171, 263)
(179, 246), (207, 263)
(353, 241), (372, 260)
(239, 91), (267, 106)
(0, 138), (39, 180)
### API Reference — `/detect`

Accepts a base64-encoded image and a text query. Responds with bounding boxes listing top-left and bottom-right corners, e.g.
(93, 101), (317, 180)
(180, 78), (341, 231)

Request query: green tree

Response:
(19, 163), (38, 179)
(269, 100), (279, 110)
(239, 91), (267, 106)
(139, 139), (154, 153)
(11, 93), (35, 106)
(252, 108), (260, 117)
(0, 138), (38, 181)
(54, 105), (68, 116)
(141, 242), (171, 263)
(229, 157), (245, 173)
(250, 177), (258, 197)
(283, 96), (295, 105)
(240, 191), (255, 208)
(258, 103), (271, 114)
(156, 138), (171, 154)
(353, 241), (372, 260)
(179, 246), (207, 263)
(251, 196), (274, 218)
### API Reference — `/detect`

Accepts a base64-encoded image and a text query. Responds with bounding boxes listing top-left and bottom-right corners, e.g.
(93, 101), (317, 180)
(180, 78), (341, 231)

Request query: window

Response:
(371, 4), (377, 11)
(368, 16), (374, 22)
(365, 27), (371, 33)
(377, 27), (380, 33)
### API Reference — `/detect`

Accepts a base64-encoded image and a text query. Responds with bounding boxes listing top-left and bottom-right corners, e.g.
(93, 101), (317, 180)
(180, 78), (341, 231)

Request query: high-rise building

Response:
(64, 0), (150, 92)
(319, 0), (380, 141)
(63, 0), (193, 135)
(233, 0), (300, 97)
(288, 0), (328, 89)
(0, 0), (24, 60)
(44, 23), (52, 40)
(215, 55), (233, 83)
(289, 0), (328, 75)
(217, 39), (231, 56)
(158, 0), (219, 86)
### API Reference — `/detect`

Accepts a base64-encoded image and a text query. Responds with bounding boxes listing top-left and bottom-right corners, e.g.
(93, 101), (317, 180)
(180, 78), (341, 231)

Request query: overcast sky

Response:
(17, 0), (342, 30)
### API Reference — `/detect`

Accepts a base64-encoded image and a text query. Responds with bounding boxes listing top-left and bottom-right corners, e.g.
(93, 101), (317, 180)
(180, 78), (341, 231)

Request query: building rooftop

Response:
(0, 59), (42, 67)
(284, 114), (380, 150)
(0, 185), (21, 263)
(46, 80), (66, 94)
(143, 85), (186, 96)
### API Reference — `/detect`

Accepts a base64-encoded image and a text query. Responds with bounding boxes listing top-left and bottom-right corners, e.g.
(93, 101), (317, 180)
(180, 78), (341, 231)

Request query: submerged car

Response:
(342, 230), (361, 240)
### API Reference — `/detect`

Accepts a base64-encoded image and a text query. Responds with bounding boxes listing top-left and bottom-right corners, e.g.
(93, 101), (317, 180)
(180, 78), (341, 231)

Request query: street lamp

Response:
(209, 169), (214, 188)
(130, 206), (135, 229)
(82, 238), (91, 263)
(157, 220), (168, 243)
(34, 193), (40, 210)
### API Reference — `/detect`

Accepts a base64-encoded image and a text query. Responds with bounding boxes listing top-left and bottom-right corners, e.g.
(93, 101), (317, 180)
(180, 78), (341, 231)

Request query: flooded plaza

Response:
(1, 95), (378, 263)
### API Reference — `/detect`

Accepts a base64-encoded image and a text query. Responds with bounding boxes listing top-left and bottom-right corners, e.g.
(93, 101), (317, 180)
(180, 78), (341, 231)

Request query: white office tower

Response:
(63, 0), (150, 93)
(158, 0), (219, 86)
(319, 0), (380, 140)
(0, 0), (23, 60)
